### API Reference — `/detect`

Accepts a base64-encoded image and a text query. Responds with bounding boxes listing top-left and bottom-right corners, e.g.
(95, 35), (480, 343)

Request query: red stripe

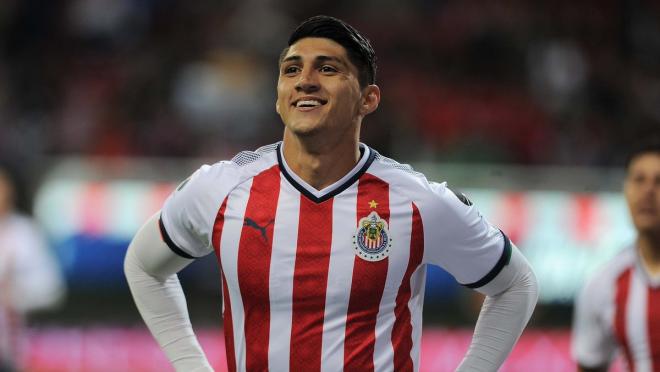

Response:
(344, 173), (390, 371)
(221, 273), (236, 372)
(289, 197), (334, 372)
(391, 203), (424, 371)
(211, 198), (235, 372)
(237, 165), (281, 371)
(614, 267), (634, 371)
(648, 285), (660, 372)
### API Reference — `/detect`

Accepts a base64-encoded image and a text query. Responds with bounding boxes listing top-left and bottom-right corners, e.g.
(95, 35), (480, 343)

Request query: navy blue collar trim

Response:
(276, 143), (377, 204)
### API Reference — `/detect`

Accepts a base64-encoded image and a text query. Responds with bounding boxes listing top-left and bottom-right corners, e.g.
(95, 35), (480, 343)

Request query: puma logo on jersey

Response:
(243, 217), (275, 242)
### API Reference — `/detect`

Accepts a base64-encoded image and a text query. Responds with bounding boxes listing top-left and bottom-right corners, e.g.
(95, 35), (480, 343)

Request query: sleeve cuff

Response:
(463, 231), (512, 289)
(158, 216), (196, 259)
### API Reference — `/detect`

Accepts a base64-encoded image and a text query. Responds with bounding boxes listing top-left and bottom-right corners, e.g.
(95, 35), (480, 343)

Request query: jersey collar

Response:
(276, 142), (376, 203)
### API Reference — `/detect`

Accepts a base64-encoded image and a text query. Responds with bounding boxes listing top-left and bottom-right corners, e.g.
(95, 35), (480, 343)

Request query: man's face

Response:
(624, 152), (660, 235)
(276, 37), (367, 138)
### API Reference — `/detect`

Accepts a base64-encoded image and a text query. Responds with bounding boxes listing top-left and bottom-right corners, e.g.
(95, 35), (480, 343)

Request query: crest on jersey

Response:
(353, 211), (391, 262)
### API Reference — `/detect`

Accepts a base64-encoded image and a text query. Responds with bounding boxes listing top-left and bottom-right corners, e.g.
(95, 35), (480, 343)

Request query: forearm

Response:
(456, 247), (539, 372)
(124, 214), (213, 372)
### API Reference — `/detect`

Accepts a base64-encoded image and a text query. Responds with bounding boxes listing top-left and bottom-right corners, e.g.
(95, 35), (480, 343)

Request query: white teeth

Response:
(296, 100), (322, 108)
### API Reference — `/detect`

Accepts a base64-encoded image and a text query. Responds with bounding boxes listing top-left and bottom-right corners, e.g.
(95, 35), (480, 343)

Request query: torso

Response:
(160, 142), (508, 372)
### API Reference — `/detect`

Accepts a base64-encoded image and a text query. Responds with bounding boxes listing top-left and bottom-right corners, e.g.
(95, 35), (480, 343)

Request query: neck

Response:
(638, 232), (660, 275)
(282, 128), (361, 190)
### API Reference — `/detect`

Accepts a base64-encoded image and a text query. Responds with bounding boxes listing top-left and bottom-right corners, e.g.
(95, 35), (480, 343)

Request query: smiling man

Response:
(125, 16), (538, 372)
(573, 137), (660, 372)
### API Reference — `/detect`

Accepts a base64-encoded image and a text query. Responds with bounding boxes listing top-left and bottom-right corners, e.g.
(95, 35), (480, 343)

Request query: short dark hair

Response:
(282, 15), (377, 88)
(625, 134), (660, 171)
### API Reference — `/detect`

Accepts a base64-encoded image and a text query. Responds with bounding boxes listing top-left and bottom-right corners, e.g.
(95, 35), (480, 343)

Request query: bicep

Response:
(421, 183), (508, 287)
(126, 213), (194, 280)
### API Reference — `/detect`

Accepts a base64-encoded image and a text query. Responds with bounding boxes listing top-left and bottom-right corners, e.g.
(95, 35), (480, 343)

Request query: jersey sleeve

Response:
(159, 162), (237, 258)
(421, 182), (511, 292)
(571, 274), (617, 368)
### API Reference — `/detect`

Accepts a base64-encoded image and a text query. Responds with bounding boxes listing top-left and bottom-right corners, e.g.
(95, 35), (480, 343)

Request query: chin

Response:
(287, 121), (325, 136)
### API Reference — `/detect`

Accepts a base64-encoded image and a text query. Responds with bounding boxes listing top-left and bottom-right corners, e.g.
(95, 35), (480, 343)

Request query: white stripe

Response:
(219, 179), (253, 372)
(627, 268), (651, 372)
(409, 266), (426, 372)
(320, 186), (358, 372)
(373, 196), (413, 372)
(268, 179), (300, 372)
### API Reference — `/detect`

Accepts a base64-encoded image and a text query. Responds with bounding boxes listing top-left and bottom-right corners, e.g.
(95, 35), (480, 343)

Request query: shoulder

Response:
(187, 142), (280, 191)
(590, 248), (636, 284)
(367, 149), (433, 195)
(580, 248), (636, 302)
(367, 148), (464, 208)
(165, 142), (280, 219)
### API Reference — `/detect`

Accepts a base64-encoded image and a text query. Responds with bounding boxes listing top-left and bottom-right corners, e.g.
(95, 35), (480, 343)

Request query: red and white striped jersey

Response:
(160, 142), (511, 372)
(572, 246), (660, 372)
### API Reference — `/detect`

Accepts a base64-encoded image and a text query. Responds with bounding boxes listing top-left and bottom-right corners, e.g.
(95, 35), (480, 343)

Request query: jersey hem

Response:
(158, 216), (196, 259)
(464, 231), (512, 289)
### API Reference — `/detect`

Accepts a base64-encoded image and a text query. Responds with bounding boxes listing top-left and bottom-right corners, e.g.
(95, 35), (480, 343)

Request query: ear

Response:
(276, 100), (281, 115)
(359, 85), (381, 116)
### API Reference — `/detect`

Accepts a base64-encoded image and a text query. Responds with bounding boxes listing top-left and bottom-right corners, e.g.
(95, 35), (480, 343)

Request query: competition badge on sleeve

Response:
(353, 211), (391, 262)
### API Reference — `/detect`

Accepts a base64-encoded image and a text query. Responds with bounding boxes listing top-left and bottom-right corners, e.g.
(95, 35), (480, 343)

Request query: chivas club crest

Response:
(353, 211), (392, 262)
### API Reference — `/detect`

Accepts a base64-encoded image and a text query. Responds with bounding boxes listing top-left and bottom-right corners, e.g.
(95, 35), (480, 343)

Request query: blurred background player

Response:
(0, 165), (65, 372)
(572, 136), (660, 372)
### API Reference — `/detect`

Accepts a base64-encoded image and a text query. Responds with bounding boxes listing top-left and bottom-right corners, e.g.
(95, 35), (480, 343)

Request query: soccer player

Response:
(572, 138), (660, 372)
(125, 15), (538, 372)
(0, 165), (65, 372)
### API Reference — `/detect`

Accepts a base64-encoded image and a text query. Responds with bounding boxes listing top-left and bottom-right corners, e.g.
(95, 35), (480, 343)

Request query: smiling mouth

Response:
(292, 98), (328, 109)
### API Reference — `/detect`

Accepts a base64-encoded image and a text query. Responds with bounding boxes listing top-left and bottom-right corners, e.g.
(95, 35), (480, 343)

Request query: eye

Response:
(283, 65), (300, 75)
(320, 65), (338, 73)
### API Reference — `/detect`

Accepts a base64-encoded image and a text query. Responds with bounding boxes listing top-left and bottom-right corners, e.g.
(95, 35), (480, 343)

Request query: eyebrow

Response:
(281, 55), (347, 67)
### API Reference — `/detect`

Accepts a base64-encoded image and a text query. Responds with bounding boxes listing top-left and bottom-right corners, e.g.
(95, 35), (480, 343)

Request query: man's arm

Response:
(456, 246), (539, 371)
(124, 213), (213, 372)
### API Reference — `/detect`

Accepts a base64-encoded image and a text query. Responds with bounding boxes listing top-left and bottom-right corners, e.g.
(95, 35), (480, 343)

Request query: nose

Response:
(295, 69), (320, 93)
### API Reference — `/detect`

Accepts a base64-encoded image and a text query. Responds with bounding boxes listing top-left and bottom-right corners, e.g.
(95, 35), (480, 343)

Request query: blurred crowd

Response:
(0, 0), (659, 168)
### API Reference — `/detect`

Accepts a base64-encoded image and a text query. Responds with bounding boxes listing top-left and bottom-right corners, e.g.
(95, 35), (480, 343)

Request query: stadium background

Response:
(1, 0), (659, 371)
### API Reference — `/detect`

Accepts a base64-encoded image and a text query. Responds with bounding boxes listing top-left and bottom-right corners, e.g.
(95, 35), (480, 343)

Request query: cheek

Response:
(276, 81), (288, 111)
(624, 188), (636, 208)
(275, 94), (287, 116)
(334, 88), (361, 112)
